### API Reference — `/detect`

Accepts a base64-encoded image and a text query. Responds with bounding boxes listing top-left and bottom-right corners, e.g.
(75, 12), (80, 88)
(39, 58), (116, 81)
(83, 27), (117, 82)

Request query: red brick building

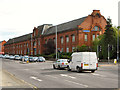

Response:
(0, 40), (6, 54)
(4, 10), (107, 55)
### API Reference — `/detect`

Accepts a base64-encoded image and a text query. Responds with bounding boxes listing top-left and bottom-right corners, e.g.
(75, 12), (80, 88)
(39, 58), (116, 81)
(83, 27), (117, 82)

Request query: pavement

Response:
(1, 70), (34, 88)
(0, 58), (119, 89)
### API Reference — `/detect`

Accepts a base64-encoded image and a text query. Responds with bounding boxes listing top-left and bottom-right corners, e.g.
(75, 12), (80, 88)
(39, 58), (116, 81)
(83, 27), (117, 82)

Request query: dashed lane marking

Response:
(91, 73), (106, 77)
(65, 80), (88, 88)
(30, 76), (42, 82)
(60, 74), (76, 79)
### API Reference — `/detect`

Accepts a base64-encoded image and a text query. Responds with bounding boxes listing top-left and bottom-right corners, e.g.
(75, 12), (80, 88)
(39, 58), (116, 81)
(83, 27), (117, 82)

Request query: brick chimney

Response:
(91, 10), (101, 16)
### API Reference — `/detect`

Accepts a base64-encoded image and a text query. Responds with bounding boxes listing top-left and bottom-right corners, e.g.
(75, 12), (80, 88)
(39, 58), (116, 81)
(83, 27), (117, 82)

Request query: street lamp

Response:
(117, 26), (120, 62)
(56, 26), (57, 60)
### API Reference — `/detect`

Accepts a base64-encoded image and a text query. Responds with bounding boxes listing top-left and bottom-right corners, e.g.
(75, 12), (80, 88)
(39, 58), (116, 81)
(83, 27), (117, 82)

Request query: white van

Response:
(67, 52), (98, 73)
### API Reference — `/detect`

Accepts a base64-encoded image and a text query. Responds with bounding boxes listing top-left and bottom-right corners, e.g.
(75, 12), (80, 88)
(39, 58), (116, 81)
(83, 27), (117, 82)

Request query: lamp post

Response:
(117, 26), (120, 62)
(56, 26), (58, 60)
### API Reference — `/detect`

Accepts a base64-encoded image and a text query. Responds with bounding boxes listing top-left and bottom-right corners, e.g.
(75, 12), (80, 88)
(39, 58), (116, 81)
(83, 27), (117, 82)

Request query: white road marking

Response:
(91, 73), (106, 77)
(46, 75), (58, 79)
(60, 74), (76, 79)
(30, 76), (42, 82)
(65, 80), (88, 88)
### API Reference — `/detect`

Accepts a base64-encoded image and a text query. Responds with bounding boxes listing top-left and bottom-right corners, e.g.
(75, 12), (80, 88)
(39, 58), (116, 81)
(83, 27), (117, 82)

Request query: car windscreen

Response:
(60, 59), (68, 62)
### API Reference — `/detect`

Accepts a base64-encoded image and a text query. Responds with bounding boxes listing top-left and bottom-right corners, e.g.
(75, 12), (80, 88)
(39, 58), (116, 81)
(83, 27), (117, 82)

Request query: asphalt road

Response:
(1, 58), (119, 89)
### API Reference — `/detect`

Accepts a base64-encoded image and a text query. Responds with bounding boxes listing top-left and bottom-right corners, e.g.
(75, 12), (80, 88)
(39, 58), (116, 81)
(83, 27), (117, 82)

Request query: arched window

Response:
(92, 26), (101, 31)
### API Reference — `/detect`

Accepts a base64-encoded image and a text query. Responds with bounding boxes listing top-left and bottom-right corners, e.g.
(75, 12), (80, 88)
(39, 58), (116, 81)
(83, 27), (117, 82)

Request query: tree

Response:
(100, 18), (117, 59)
(73, 45), (90, 52)
(43, 39), (55, 55)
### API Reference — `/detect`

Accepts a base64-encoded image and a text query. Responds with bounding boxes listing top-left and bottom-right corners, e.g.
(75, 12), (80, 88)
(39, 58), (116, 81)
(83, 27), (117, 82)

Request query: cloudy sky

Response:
(0, 0), (119, 41)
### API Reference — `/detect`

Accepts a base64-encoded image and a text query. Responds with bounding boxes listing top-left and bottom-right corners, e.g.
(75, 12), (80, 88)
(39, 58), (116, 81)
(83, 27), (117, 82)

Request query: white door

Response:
(89, 53), (96, 69)
(82, 53), (90, 69)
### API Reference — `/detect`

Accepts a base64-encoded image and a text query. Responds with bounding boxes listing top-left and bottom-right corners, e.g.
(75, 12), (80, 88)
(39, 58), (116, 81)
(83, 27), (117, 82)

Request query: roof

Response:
(43, 16), (87, 35)
(5, 33), (32, 45)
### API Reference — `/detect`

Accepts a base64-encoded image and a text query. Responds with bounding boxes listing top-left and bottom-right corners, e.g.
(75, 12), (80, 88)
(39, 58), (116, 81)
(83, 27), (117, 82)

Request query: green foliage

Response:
(73, 45), (90, 52)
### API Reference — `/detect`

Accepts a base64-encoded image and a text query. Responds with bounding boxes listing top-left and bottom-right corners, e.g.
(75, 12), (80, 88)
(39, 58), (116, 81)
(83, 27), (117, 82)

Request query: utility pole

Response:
(97, 45), (99, 61)
(117, 26), (120, 62)
(31, 34), (33, 55)
(108, 44), (110, 63)
(56, 26), (57, 60)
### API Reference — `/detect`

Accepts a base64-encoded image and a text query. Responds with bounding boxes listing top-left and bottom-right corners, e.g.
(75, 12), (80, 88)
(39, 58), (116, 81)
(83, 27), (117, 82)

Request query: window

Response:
(61, 48), (63, 52)
(38, 41), (40, 45)
(34, 48), (36, 55)
(60, 37), (63, 44)
(53, 38), (56, 43)
(85, 34), (88, 41)
(45, 39), (47, 44)
(33, 41), (36, 46)
(72, 35), (75, 42)
(27, 43), (28, 47)
(66, 47), (69, 53)
(66, 36), (69, 43)
(39, 50), (40, 54)
(92, 26), (101, 31)
(97, 34), (99, 38)
(72, 47), (75, 52)
(93, 34), (95, 41)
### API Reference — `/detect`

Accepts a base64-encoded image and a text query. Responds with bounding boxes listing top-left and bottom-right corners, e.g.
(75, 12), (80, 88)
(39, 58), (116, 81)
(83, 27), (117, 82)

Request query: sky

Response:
(0, 0), (119, 41)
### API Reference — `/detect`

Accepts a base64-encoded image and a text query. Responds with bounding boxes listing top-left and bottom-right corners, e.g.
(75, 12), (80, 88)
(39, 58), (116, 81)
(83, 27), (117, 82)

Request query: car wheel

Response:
(91, 70), (95, 73)
(58, 65), (61, 70)
(76, 67), (80, 73)
(53, 65), (56, 69)
(67, 66), (71, 71)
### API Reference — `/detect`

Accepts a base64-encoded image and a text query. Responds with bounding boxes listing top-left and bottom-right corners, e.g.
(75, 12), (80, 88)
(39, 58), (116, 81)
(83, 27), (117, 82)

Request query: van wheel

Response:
(77, 67), (80, 73)
(53, 65), (56, 69)
(58, 65), (61, 70)
(91, 70), (95, 73)
(67, 66), (71, 71)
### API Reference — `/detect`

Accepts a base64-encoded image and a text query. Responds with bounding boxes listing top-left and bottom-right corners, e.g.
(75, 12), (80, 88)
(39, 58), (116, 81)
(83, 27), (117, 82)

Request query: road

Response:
(1, 58), (119, 89)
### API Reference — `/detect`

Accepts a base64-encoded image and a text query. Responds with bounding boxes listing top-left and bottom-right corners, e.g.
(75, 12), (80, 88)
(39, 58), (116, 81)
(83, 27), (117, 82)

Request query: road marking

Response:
(60, 74), (76, 79)
(91, 73), (106, 77)
(23, 69), (29, 71)
(65, 80), (88, 88)
(30, 76), (42, 82)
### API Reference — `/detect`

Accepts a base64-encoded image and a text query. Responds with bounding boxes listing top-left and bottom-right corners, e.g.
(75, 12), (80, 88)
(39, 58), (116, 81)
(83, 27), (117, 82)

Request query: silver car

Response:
(53, 59), (68, 69)
(9, 55), (15, 60)
(14, 55), (21, 60)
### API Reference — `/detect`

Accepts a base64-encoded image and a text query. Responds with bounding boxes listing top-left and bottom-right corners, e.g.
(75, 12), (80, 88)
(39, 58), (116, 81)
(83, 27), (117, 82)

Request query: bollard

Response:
(114, 59), (117, 64)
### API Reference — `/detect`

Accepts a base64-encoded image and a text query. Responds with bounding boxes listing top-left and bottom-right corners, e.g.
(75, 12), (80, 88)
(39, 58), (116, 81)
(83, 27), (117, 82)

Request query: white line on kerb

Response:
(65, 80), (88, 88)
(60, 74), (76, 79)
(30, 76), (42, 82)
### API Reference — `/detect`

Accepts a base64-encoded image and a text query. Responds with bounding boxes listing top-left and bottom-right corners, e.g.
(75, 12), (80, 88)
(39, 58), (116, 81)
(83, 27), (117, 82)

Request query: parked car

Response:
(9, 55), (15, 60)
(37, 56), (45, 62)
(2, 55), (5, 58)
(29, 56), (34, 62)
(33, 57), (38, 62)
(5, 54), (10, 59)
(53, 59), (68, 69)
(14, 55), (21, 60)
(24, 56), (29, 62)
(0, 54), (3, 58)
(67, 52), (98, 73)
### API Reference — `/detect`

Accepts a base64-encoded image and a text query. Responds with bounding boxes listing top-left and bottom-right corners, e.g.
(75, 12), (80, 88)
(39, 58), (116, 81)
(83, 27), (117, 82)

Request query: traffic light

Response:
(98, 46), (102, 52)
(109, 45), (114, 51)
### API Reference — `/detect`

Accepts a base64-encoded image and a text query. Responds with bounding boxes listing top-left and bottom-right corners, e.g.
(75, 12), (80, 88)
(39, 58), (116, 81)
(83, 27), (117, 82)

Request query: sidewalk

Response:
(98, 62), (118, 67)
(0, 69), (35, 88)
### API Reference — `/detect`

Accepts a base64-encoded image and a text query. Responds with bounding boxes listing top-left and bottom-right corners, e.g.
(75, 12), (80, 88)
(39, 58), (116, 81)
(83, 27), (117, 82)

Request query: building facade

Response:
(4, 10), (107, 55)
(0, 40), (6, 54)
